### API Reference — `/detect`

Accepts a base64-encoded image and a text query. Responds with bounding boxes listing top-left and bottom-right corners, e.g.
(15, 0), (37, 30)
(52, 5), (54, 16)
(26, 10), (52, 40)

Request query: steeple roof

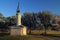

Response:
(17, 2), (20, 12)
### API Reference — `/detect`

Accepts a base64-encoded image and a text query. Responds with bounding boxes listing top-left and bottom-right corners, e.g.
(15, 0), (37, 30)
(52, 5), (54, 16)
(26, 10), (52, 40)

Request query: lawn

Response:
(0, 30), (60, 40)
(0, 35), (54, 40)
(30, 30), (60, 36)
(46, 30), (60, 36)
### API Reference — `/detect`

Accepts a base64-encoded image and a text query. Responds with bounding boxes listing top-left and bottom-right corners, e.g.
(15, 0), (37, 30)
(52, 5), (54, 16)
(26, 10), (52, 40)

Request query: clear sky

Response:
(0, 0), (60, 17)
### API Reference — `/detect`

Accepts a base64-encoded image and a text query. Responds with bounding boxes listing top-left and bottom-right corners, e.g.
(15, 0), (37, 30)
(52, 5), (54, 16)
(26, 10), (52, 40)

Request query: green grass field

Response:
(0, 35), (55, 40)
(0, 30), (60, 40)
(31, 30), (60, 36)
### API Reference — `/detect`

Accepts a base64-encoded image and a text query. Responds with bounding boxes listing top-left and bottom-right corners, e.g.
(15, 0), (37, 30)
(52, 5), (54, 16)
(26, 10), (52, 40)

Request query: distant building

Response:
(54, 15), (60, 25)
(57, 16), (60, 25)
(53, 15), (60, 30)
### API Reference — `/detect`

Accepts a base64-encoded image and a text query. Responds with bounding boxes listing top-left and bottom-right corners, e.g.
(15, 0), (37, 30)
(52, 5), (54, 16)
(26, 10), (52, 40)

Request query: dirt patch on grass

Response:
(29, 37), (53, 40)
(29, 38), (47, 40)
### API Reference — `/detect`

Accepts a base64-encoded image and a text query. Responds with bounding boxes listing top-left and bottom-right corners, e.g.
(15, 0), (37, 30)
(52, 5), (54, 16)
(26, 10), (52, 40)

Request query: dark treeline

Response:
(22, 11), (57, 30)
(0, 11), (59, 30)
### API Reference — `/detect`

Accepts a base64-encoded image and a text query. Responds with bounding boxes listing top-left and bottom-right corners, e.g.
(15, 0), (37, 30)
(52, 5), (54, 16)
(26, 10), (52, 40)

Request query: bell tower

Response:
(16, 2), (21, 27)
(10, 2), (27, 36)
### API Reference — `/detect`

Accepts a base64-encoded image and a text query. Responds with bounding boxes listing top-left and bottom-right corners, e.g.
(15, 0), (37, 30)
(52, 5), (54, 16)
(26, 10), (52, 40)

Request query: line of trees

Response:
(0, 11), (58, 31)
(22, 11), (56, 30)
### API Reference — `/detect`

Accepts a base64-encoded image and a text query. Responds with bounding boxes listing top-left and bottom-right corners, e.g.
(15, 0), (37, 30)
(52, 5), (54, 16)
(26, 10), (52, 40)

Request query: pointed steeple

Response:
(17, 2), (20, 12)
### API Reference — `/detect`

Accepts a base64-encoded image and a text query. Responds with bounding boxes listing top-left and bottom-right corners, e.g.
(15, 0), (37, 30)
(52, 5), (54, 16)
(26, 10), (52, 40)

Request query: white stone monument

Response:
(10, 2), (27, 36)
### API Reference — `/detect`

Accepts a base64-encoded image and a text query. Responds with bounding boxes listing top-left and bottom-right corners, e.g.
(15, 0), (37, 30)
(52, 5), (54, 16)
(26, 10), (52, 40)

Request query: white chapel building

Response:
(10, 2), (27, 36)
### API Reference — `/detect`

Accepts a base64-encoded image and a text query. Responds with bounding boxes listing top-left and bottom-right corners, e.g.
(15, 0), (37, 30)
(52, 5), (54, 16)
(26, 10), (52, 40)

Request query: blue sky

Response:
(0, 0), (60, 17)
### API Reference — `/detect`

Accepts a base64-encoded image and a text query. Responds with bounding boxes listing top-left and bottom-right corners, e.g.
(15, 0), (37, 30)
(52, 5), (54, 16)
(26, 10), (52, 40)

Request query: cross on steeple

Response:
(17, 2), (20, 12)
